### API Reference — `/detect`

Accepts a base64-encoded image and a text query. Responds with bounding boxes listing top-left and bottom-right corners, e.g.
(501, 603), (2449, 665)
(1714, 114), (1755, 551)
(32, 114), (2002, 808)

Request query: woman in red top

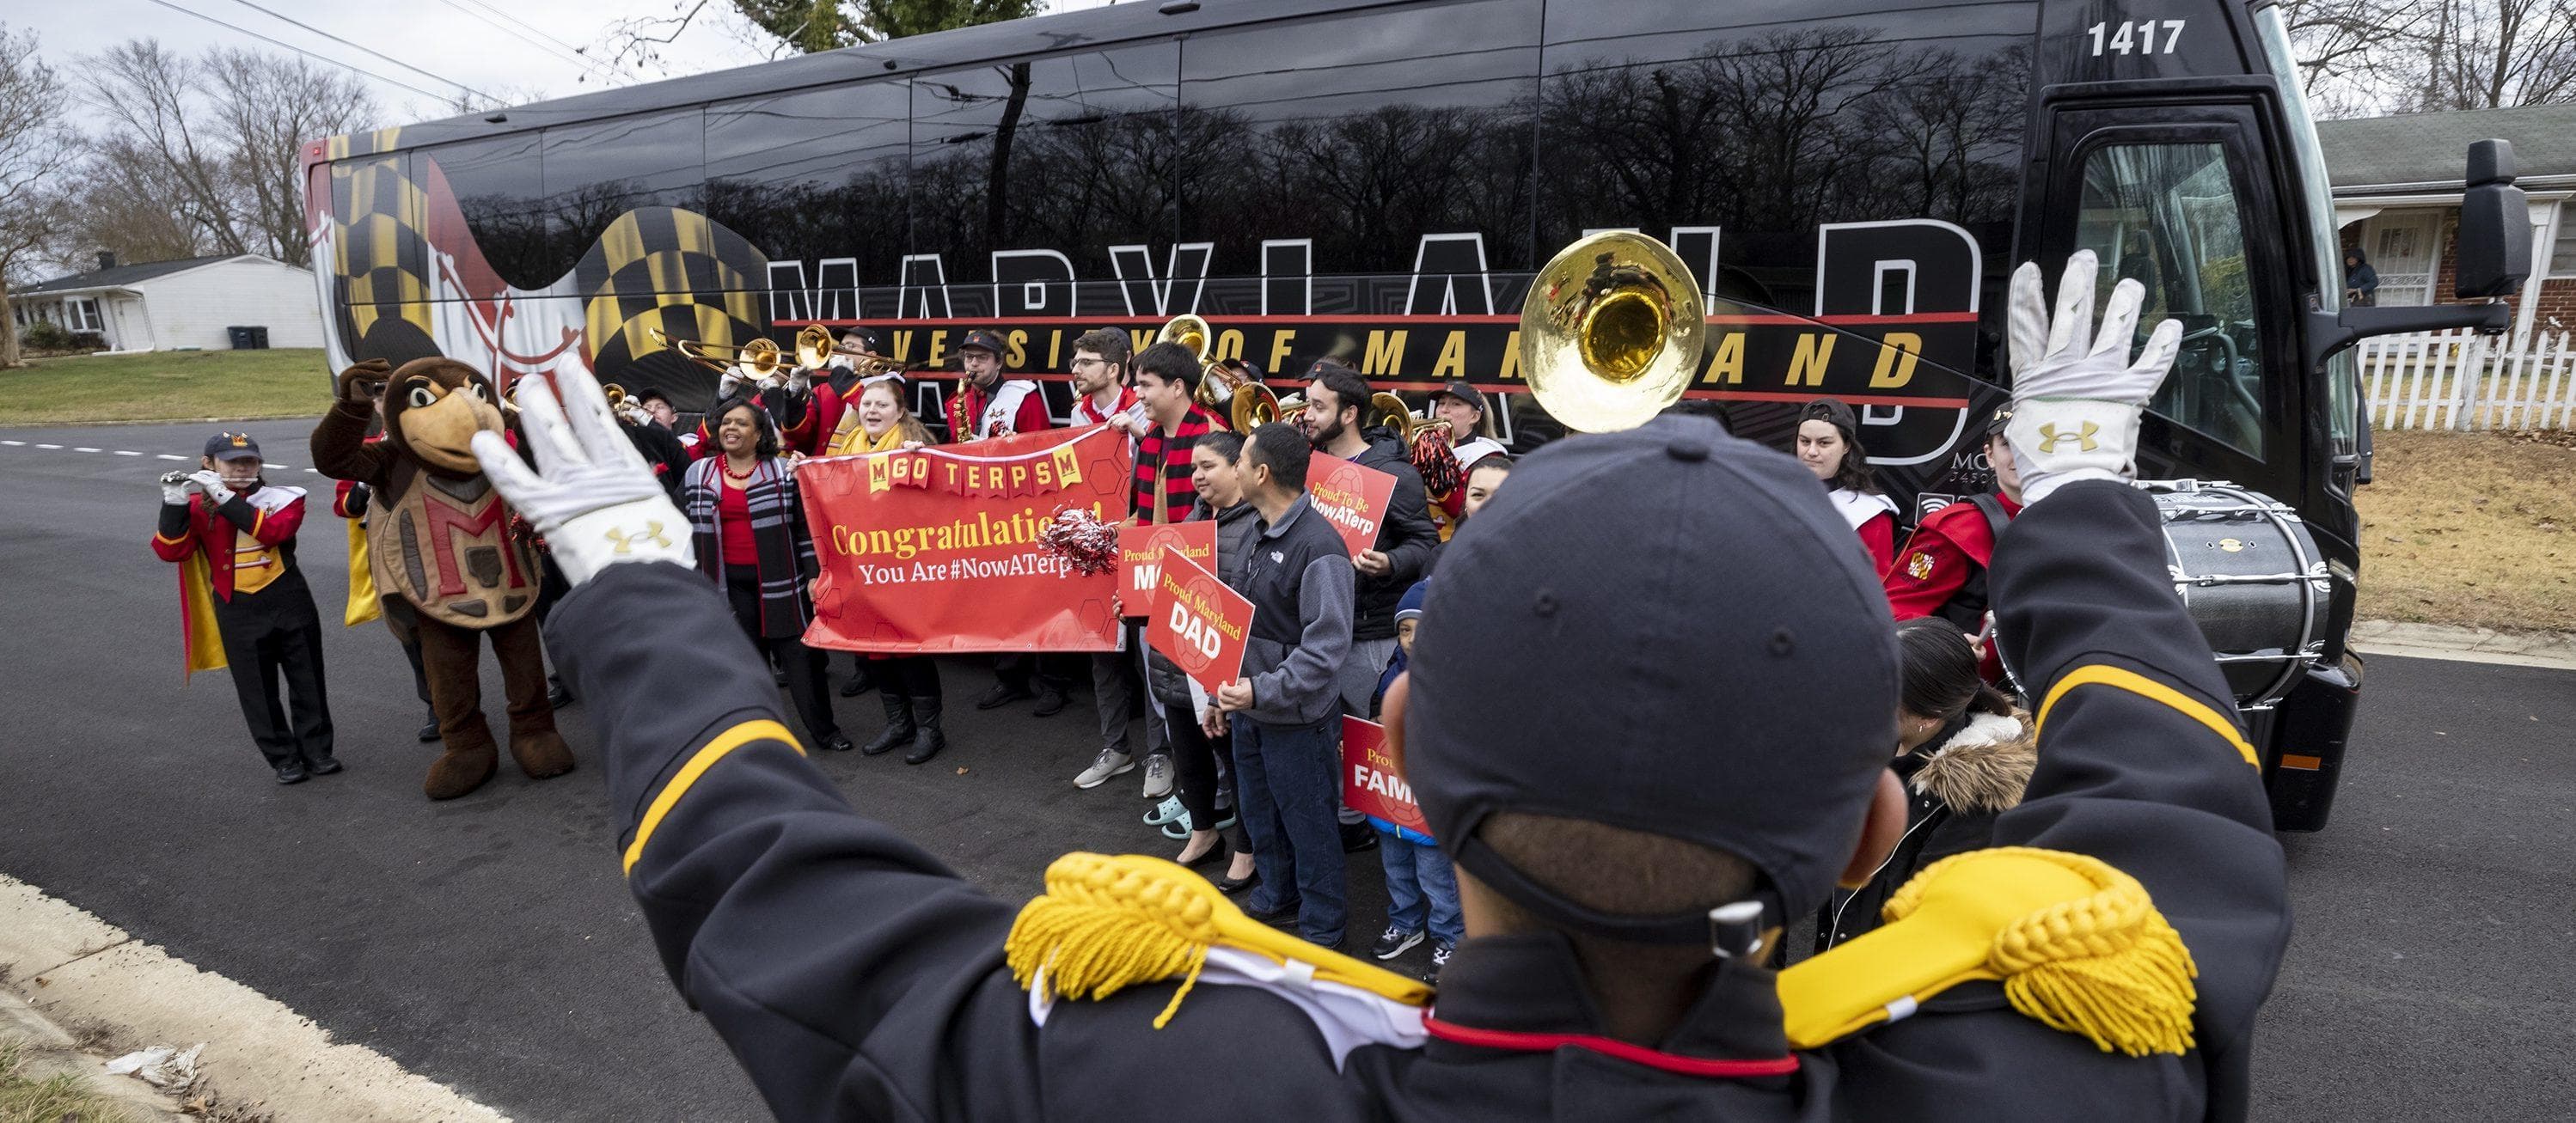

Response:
(1796, 398), (1899, 576)
(681, 397), (852, 753)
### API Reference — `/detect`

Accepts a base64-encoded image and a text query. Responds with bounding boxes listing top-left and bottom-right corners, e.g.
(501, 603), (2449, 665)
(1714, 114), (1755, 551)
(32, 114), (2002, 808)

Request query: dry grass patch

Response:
(0, 1039), (137, 1123)
(2358, 429), (2576, 632)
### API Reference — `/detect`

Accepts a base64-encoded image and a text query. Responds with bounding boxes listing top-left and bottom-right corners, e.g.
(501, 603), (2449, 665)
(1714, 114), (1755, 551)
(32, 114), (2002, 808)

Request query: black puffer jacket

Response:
(1349, 436), (1440, 641)
(1820, 710), (2038, 950)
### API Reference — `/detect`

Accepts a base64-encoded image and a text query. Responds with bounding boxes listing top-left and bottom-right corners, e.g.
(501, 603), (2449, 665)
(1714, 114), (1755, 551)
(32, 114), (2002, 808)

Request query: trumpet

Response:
(793, 324), (902, 376)
(1518, 230), (1705, 432)
(601, 382), (652, 426)
(646, 327), (785, 380)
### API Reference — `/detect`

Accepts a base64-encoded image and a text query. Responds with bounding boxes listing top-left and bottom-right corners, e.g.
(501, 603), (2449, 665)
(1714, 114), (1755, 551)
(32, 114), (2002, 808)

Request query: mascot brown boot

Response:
(419, 619), (501, 800)
(493, 614), (574, 779)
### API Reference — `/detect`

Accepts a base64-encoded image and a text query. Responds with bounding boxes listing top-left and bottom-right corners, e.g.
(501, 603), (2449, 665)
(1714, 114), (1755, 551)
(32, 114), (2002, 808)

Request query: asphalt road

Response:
(3, 418), (2570, 1121)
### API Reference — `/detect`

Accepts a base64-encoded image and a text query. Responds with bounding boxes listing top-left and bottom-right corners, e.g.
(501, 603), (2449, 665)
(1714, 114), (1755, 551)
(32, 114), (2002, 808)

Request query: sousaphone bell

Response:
(1518, 231), (1706, 433)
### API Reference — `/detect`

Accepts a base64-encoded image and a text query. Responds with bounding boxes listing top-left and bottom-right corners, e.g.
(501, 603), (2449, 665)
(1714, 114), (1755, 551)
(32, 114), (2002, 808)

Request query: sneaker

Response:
(1371, 926), (1424, 961)
(1032, 685), (1070, 717)
(1429, 940), (1455, 973)
(274, 762), (309, 785)
(976, 681), (1033, 711)
(1074, 749), (1135, 789)
(1140, 754), (1174, 799)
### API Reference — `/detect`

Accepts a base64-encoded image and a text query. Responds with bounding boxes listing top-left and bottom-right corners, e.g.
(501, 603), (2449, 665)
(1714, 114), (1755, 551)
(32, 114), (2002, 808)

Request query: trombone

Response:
(645, 327), (786, 380)
(793, 324), (902, 376)
(1153, 313), (1300, 431)
(1517, 231), (1705, 433)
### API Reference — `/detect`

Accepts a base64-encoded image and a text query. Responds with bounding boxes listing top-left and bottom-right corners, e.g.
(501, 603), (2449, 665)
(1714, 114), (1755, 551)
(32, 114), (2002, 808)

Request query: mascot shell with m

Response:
(311, 357), (574, 799)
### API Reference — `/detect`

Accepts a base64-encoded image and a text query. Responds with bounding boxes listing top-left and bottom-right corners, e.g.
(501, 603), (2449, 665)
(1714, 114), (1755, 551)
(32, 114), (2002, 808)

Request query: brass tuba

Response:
(1156, 314), (1247, 410)
(646, 327), (785, 380)
(1518, 231), (1706, 432)
(1232, 382), (1283, 432)
(794, 324), (902, 376)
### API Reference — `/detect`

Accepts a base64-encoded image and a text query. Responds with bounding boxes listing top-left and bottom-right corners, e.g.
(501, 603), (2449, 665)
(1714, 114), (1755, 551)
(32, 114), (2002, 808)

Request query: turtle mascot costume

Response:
(311, 357), (575, 799)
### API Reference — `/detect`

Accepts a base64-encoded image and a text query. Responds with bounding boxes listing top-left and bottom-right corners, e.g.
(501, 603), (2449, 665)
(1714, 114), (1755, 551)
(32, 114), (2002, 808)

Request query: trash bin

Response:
(226, 326), (270, 350)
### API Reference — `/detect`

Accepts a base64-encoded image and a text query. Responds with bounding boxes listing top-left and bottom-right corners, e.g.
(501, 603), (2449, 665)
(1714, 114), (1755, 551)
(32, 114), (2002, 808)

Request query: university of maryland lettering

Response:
(866, 442), (1085, 497)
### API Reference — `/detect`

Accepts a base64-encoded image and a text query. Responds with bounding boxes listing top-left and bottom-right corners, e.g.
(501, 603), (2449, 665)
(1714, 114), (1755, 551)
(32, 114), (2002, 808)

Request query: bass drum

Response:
(2143, 480), (2330, 711)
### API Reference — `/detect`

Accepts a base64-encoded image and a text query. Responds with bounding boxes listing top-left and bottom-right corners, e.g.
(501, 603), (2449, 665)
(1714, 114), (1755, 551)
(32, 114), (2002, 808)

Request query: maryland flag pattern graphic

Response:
(301, 128), (771, 409)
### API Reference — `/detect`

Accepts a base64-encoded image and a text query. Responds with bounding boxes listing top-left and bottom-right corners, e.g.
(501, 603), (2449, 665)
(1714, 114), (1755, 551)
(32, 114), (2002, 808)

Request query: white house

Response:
(12, 253), (327, 352)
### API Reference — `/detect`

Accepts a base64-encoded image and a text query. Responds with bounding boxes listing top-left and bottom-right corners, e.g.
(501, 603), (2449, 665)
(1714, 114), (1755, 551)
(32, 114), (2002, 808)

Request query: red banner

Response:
(1307, 453), (1398, 558)
(1342, 717), (1431, 837)
(1147, 544), (1253, 697)
(1118, 522), (1218, 618)
(798, 424), (1130, 653)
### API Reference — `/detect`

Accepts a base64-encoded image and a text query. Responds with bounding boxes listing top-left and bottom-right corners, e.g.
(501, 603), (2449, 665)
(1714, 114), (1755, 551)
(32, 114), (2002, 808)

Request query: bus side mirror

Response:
(2456, 138), (2531, 301)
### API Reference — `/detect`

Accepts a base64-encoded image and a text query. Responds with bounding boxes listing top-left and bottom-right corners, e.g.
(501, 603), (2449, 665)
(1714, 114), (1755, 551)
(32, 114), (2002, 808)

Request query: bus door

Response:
(2030, 96), (2306, 509)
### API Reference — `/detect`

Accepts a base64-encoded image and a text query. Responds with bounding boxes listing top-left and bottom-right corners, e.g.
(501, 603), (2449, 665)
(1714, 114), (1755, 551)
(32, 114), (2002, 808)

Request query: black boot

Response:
(904, 694), (948, 766)
(839, 657), (877, 699)
(861, 693), (915, 757)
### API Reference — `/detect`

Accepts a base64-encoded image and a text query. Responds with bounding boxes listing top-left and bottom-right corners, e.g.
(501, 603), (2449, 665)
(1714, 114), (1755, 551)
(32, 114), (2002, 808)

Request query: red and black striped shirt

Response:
(1131, 406), (1222, 525)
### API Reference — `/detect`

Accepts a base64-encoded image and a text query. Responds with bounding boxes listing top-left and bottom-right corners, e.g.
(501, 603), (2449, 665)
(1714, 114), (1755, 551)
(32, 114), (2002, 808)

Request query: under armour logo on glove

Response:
(2037, 422), (2100, 454)
(605, 522), (672, 554)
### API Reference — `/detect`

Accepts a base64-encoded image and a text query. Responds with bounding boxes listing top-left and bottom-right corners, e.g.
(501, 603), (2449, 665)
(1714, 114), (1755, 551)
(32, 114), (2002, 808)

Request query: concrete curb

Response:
(0, 875), (509, 1122)
(2350, 619), (2576, 671)
(0, 986), (191, 1121)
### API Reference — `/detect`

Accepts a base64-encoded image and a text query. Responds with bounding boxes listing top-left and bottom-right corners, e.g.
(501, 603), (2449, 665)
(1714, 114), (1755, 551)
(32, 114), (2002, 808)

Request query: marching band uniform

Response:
(1886, 491), (2022, 629)
(334, 474), (437, 739)
(945, 330), (1053, 441)
(1831, 486), (1900, 575)
(529, 453), (2285, 1123)
(490, 255), (2280, 1123)
(153, 434), (338, 781)
(1072, 382), (1141, 429)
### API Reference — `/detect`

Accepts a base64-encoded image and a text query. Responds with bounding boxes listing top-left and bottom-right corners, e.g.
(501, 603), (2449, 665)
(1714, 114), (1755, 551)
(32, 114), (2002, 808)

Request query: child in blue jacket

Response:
(1366, 580), (1461, 973)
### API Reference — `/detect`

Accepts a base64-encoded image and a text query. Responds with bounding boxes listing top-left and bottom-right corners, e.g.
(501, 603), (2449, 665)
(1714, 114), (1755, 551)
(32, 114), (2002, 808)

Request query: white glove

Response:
(718, 365), (749, 401)
(786, 367), (811, 395)
(160, 475), (192, 506)
(187, 470), (236, 507)
(470, 368), (694, 585)
(2003, 250), (2183, 505)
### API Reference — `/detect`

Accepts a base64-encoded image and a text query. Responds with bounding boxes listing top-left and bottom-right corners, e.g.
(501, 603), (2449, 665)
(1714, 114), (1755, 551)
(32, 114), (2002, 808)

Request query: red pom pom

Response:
(1037, 505), (1122, 576)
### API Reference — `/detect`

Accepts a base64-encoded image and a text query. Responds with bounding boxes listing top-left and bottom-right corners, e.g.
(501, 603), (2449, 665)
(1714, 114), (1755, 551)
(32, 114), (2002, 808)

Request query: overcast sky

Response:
(14, 0), (1119, 123)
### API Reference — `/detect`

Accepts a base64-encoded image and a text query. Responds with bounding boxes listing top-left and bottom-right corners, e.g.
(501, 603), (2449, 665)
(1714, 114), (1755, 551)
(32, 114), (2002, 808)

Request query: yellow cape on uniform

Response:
(177, 550), (227, 678)
(343, 516), (381, 626)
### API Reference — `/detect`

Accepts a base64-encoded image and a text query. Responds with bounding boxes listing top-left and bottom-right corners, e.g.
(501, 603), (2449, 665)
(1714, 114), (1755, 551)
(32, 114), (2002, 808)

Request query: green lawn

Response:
(0, 349), (333, 426)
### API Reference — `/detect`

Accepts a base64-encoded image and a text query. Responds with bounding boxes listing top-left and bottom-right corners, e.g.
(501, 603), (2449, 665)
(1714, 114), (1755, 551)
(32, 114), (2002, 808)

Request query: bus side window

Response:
(2074, 143), (2267, 456)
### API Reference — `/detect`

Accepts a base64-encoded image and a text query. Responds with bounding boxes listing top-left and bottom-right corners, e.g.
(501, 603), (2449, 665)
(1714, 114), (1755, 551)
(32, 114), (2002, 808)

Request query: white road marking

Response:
(1, 439), (22, 446)
(72, 446), (101, 452)
(156, 454), (186, 461)
(113, 449), (141, 456)
(34, 443), (61, 449)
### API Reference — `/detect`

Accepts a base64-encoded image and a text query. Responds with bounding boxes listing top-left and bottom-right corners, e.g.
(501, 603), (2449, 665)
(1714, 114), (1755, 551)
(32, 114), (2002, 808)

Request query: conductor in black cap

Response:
(473, 251), (2290, 1121)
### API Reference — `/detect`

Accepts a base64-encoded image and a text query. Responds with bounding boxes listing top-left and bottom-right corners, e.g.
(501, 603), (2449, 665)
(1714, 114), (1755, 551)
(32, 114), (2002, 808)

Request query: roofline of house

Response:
(16, 253), (296, 297)
(2337, 174), (2576, 198)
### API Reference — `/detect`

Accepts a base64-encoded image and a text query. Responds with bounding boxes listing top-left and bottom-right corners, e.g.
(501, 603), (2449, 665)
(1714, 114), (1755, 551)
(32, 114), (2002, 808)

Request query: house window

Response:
(2359, 212), (2439, 306)
(68, 297), (103, 333)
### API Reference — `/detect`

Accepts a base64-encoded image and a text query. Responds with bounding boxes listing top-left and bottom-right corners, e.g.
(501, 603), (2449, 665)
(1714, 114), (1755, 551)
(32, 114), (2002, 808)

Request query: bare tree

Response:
(2274, 0), (2439, 115)
(2408, 0), (2576, 110)
(602, 0), (1042, 74)
(0, 23), (75, 369)
(41, 141), (214, 274)
(87, 40), (248, 258)
(204, 49), (374, 266)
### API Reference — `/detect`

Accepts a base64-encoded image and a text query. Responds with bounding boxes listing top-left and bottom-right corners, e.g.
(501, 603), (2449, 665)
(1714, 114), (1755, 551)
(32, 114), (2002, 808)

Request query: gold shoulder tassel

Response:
(1007, 853), (1433, 1029)
(1782, 846), (2199, 1056)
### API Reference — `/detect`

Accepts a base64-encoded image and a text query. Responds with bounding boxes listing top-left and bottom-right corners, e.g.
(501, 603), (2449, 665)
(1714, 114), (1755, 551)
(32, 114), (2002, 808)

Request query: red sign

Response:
(1342, 717), (1431, 837)
(798, 425), (1130, 653)
(1118, 522), (1218, 618)
(1147, 543), (1253, 697)
(1306, 453), (1398, 558)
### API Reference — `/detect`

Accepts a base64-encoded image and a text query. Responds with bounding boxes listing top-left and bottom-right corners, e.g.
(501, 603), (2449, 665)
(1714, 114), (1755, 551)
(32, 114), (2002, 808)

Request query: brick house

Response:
(2319, 104), (2576, 337)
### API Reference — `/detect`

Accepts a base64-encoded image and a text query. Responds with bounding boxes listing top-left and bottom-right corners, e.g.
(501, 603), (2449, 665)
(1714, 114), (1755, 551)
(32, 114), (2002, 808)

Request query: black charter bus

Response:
(302, 0), (2533, 830)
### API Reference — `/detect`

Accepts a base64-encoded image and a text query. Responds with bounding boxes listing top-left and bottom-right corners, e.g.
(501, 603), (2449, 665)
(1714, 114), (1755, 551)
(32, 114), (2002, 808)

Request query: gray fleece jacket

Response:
(1230, 495), (1355, 728)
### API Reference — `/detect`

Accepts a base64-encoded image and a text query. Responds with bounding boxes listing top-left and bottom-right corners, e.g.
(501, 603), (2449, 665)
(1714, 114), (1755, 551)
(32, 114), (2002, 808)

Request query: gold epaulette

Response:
(1778, 847), (2199, 1057)
(1007, 853), (1434, 1028)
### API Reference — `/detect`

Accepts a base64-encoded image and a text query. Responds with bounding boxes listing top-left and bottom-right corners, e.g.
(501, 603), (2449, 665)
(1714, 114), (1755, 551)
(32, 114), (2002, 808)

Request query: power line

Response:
(138, 0), (456, 102)
(432, 0), (627, 88)
(455, 0), (618, 76)
(212, 0), (496, 102)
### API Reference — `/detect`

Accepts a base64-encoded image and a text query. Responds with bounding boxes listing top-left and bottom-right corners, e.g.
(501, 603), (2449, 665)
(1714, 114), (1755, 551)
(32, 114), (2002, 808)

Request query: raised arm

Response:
(476, 368), (1048, 1122)
(309, 361), (393, 485)
(1978, 254), (2286, 1119)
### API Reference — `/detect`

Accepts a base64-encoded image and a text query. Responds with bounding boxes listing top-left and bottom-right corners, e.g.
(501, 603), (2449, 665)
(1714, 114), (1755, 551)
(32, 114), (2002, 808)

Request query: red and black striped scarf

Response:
(1131, 406), (1219, 525)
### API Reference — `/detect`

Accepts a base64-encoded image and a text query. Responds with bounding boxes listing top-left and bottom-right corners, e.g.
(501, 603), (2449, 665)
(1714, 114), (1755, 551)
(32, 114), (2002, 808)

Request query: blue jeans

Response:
(1379, 834), (1463, 945)
(1231, 714), (1347, 947)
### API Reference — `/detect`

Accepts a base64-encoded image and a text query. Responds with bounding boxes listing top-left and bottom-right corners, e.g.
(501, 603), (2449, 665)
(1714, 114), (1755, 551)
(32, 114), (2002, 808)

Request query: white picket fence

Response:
(2359, 329), (2576, 431)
